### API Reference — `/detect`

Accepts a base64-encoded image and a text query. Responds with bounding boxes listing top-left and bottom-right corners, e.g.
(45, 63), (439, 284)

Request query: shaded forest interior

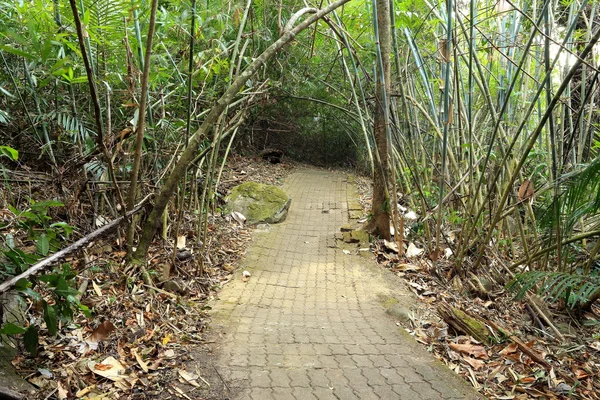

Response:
(2, 0), (600, 398)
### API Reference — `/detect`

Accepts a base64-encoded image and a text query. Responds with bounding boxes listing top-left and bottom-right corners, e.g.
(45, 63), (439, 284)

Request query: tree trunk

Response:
(126, 0), (159, 257)
(132, 0), (352, 262)
(367, 0), (392, 240)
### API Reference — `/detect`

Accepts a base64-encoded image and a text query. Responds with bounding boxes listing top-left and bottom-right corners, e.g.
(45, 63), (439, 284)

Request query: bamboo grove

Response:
(1, 0), (600, 310)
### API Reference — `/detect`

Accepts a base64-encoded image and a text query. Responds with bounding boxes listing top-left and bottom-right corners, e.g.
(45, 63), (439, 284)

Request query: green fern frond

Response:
(33, 111), (93, 141)
(507, 270), (600, 309)
(538, 156), (600, 235)
(84, 160), (106, 180)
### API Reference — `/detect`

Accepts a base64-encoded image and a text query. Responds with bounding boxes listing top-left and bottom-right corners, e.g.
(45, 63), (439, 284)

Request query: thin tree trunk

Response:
(367, 0), (392, 240)
(126, 0), (159, 256)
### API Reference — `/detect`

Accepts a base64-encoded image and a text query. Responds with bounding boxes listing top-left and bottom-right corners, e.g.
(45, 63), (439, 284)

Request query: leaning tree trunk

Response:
(132, 0), (352, 262)
(367, 0), (392, 240)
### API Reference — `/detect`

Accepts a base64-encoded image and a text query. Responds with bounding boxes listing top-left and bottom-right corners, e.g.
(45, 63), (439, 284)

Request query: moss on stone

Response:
(226, 181), (291, 225)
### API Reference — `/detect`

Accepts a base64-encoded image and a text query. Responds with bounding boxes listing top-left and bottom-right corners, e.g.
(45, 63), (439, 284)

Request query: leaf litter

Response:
(355, 176), (600, 400)
(6, 156), (296, 399)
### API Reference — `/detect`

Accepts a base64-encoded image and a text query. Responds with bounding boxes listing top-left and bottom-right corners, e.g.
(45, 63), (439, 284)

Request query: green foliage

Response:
(0, 265), (90, 356)
(1, 200), (73, 274)
(1, 200), (71, 277)
(0, 145), (18, 160)
(1, 200), (84, 357)
(538, 156), (600, 235)
(507, 270), (600, 309)
(23, 326), (39, 356)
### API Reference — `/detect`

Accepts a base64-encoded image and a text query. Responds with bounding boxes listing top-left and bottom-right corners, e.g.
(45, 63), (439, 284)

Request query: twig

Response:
(142, 284), (178, 299)
(0, 196), (150, 293)
(212, 363), (230, 393)
(486, 319), (551, 369)
(75, 250), (91, 302)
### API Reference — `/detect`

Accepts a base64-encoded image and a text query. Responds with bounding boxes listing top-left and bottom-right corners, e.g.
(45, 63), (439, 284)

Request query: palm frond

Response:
(538, 156), (600, 234)
(507, 270), (600, 309)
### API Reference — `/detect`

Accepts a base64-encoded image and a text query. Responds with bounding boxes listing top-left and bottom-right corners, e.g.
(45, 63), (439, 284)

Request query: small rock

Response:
(176, 250), (193, 261)
(163, 280), (183, 294)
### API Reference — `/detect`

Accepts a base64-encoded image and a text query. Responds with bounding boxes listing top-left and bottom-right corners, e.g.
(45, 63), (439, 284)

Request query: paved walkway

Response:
(209, 170), (480, 400)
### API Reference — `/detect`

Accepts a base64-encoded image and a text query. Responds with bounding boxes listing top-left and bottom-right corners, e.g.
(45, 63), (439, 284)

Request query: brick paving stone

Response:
(373, 385), (402, 399)
(409, 382), (444, 399)
(207, 170), (482, 400)
(249, 369), (271, 388)
(288, 369), (311, 388)
(272, 388), (296, 400)
(331, 385), (360, 400)
(313, 387), (338, 400)
(250, 388), (275, 400)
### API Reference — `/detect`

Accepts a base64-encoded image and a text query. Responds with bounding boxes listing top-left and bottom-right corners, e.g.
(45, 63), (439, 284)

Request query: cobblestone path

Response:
(209, 170), (480, 399)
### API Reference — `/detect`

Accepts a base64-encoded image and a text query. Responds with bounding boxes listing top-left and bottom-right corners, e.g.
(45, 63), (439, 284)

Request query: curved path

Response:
(209, 170), (480, 399)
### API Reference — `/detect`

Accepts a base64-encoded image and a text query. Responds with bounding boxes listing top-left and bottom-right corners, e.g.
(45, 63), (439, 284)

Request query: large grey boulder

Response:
(226, 181), (291, 225)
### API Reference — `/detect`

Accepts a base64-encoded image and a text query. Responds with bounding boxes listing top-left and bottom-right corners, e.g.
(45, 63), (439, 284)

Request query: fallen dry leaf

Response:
(176, 235), (186, 249)
(463, 356), (485, 370)
(88, 356), (127, 382)
(92, 280), (103, 296)
(242, 270), (251, 282)
(396, 263), (421, 272)
(518, 179), (535, 201)
(57, 381), (68, 399)
(574, 369), (590, 380)
(449, 343), (489, 360)
(90, 321), (116, 343)
(383, 239), (399, 253)
(519, 376), (536, 384)
(178, 369), (200, 388)
(406, 242), (424, 258)
(499, 342), (518, 356)
(75, 386), (95, 397)
(231, 211), (246, 225)
(132, 348), (149, 373)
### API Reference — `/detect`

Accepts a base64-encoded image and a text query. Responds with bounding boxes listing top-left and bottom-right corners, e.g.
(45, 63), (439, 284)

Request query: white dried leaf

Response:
(241, 270), (251, 282)
(95, 215), (109, 227)
(88, 356), (127, 382)
(57, 381), (68, 399)
(231, 211), (246, 225)
(406, 242), (424, 258)
(405, 211), (418, 220)
(178, 369), (201, 388)
(38, 368), (53, 378)
(383, 240), (399, 253)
